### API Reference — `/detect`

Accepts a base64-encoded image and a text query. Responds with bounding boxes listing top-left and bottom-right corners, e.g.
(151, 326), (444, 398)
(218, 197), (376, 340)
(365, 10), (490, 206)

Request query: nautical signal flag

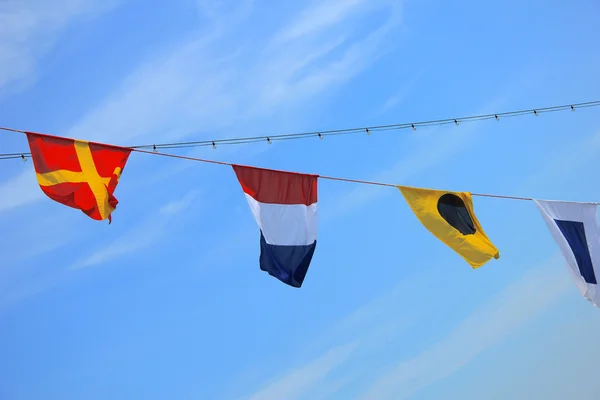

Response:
(25, 132), (131, 222)
(398, 186), (500, 268)
(232, 164), (318, 288)
(535, 200), (600, 307)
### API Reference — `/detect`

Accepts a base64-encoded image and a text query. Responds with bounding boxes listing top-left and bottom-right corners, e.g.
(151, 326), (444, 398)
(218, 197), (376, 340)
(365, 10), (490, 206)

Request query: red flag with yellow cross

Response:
(25, 132), (131, 222)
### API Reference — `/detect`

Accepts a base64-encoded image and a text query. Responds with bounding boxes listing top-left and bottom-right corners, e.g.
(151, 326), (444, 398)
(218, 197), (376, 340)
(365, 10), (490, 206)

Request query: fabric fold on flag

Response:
(534, 200), (600, 307)
(25, 132), (131, 222)
(398, 186), (499, 268)
(232, 164), (318, 288)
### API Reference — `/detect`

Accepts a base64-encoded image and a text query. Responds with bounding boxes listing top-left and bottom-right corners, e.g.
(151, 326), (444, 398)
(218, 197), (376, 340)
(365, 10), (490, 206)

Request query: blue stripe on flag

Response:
(555, 219), (598, 284)
(259, 232), (317, 288)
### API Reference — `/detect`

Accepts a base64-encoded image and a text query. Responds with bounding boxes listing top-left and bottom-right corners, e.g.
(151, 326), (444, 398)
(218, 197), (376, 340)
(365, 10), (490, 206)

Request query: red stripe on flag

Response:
(232, 165), (318, 205)
(26, 133), (80, 174)
(39, 182), (106, 220)
(88, 142), (131, 177)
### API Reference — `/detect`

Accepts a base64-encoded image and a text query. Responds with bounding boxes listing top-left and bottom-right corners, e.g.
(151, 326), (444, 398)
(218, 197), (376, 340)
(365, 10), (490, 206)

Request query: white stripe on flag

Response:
(244, 193), (318, 246)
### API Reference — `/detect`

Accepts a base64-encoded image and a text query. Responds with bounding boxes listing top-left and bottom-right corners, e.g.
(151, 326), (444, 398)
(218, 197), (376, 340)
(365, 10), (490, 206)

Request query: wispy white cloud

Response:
(66, 0), (403, 146)
(252, 0), (402, 116)
(519, 129), (600, 193)
(231, 254), (574, 400)
(0, 0), (121, 94)
(458, 313), (600, 400)
(159, 190), (198, 215)
(0, 185), (200, 312)
(231, 267), (437, 399)
(241, 341), (359, 400)
(72, 218), (166, 269)
(194, 0), (255, 28)
(326, 114), (497, 219)
(356, 254), (571, 400)
(310, 268), (435, 354)
(72, 191), (198, 269)
(0, 210), (79, 265)
(382, 92), (405, 112)
(0, 275), (60, 313)
(0, 166), (43, 213)
(0, 209), (82, 312)
(379, 73), (422, 113)
(270, 0), (368, 46)
(324, 93), (513, 220)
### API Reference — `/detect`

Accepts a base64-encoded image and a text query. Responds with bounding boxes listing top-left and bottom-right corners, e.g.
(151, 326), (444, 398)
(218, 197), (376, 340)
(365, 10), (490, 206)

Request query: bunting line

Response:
(3, 128), (600, 205)
(1, 99), (599, 160)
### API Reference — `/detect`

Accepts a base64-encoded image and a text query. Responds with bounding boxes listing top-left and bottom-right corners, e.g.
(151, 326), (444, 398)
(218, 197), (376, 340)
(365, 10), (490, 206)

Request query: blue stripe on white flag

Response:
(555, 219), (598, 284)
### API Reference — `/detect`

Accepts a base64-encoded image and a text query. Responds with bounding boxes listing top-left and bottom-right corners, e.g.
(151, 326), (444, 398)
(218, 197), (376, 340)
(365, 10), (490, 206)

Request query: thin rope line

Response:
(469, 192), (533, 201)
(0, 127), (25, 134)
(317, 174), (396, 188)
(0, 100), (598, 157)
(131, 148), (231, 166)
(136, 148), (600, 204)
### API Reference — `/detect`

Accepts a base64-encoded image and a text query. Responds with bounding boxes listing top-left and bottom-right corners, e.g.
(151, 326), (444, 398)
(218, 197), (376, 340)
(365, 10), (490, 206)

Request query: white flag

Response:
(535, 199), (600, 307)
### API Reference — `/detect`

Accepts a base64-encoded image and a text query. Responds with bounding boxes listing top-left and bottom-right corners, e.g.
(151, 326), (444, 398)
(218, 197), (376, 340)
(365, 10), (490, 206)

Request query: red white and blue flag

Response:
(232, 165), (318, 288)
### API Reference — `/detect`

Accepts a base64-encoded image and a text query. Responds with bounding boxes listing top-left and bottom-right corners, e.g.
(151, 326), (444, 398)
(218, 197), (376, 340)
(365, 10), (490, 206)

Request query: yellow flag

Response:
(398, 186), (499, 268)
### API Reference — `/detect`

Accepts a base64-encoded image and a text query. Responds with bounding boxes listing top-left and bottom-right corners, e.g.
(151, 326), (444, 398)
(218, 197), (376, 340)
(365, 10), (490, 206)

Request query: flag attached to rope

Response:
(534, 200), (600, 307)
(398, 186), (499, 268)
(233, 165), (318, 288)
(25, 132), (131, 222)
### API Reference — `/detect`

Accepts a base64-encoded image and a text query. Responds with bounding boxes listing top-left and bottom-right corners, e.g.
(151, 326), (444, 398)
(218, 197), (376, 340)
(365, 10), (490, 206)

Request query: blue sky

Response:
(1, 0), (599, 399)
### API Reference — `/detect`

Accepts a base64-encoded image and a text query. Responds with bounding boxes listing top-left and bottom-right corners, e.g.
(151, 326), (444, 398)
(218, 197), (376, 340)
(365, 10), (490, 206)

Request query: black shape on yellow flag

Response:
(398, 186), (500, 268)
